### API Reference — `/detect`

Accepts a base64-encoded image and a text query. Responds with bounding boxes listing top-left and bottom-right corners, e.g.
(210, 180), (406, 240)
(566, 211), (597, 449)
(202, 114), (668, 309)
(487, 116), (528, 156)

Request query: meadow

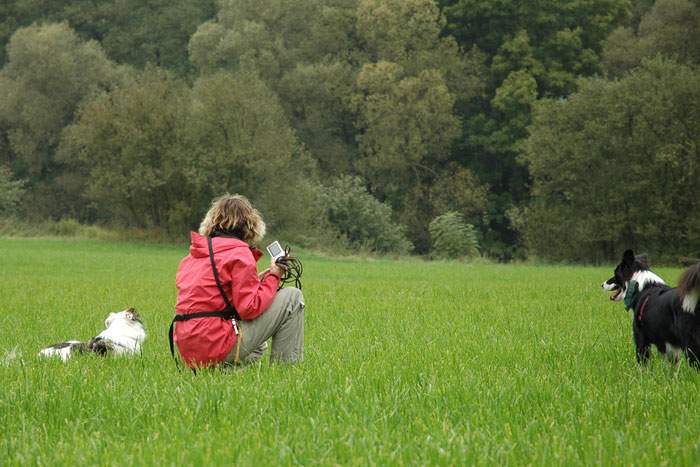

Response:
(1, 238), (699, 465)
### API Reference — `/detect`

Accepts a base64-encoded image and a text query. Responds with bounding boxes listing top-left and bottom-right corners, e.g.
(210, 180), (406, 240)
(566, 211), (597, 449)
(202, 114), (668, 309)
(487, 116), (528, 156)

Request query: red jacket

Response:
(174, 232), (280, 368)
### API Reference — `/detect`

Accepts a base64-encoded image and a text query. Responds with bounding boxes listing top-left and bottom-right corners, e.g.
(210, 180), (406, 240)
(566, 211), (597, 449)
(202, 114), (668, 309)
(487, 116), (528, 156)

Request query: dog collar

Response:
(624, 280), (639, 311)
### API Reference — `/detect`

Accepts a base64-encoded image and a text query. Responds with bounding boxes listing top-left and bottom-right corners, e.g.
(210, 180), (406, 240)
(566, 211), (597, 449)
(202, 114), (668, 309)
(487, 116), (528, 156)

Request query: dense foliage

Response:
(0, 0), (698, 260)
(320, 176), (413, 254)
(438, 0), (631, 256)
(59, 69), (317, 234)
(0, 164), (23, 214)
(521, 58), (700, 262)
(0, 0), (217, 74)
(603, 0), (700, 75)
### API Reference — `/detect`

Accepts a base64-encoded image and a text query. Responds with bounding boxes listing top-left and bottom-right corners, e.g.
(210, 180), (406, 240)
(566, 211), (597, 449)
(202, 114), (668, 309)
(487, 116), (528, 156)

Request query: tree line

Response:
(0, 0), (698, 261)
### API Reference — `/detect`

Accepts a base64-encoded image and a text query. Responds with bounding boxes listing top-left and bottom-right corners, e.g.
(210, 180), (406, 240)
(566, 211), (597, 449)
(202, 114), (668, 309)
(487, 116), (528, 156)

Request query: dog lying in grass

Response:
(39, 307), (146, 361)
(603, 250), (700, 367)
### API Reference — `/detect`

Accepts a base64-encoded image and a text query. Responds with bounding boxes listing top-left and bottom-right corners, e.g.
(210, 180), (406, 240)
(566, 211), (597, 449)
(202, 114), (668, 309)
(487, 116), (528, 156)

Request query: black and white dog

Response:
(603, 250), (700, 367)
(39, 308), (146, 362)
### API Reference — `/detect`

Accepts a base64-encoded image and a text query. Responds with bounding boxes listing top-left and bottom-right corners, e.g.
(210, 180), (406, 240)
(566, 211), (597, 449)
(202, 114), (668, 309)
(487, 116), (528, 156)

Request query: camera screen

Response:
(268, 242), (283, 257)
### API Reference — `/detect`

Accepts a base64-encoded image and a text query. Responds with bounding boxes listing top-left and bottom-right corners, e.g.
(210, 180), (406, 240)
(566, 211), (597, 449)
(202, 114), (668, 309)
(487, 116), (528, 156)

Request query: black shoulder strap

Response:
(207, 236), (241, 321)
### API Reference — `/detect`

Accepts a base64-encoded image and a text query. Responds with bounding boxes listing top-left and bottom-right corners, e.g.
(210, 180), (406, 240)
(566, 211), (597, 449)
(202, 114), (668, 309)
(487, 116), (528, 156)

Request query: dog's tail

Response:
(678, 262), (700, 313)
(38, 341), (89, 362)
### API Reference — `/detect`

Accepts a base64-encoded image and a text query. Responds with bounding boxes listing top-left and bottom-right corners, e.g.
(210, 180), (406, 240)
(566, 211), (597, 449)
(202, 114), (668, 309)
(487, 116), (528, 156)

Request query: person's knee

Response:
(279, 287), (304, 308)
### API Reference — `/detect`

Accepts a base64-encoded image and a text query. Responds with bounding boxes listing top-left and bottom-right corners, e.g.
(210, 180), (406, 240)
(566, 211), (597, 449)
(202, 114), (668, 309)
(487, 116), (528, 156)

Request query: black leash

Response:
(275, 246), (303, 290)
(168, 237), (241, 370)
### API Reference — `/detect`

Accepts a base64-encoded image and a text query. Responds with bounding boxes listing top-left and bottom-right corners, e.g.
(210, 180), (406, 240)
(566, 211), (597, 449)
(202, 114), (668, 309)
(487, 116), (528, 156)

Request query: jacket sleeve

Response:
(228, 253), (280, 320)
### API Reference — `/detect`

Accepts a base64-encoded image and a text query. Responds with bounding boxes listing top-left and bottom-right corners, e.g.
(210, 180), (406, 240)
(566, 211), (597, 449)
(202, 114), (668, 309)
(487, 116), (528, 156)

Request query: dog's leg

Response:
(675, 322), (700, 370)
(636, 345), (651, 365)
(685, 347), (700, 369)
(633, 326), (651, 365)
(88, 337), (115, 356)
(664, 343), (682, 364)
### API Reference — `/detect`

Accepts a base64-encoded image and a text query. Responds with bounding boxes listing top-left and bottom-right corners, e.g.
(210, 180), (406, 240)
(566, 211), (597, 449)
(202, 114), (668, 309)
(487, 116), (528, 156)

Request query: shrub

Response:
(46, 218), (78, 236)
(0, 166), (25, 216)
(429, 212), (479, 259)
(321, 176), (412, 254)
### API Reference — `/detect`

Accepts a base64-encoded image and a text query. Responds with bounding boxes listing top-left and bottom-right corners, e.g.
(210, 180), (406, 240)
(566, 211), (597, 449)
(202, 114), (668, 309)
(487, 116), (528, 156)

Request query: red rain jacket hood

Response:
(174, 232), (279, 368)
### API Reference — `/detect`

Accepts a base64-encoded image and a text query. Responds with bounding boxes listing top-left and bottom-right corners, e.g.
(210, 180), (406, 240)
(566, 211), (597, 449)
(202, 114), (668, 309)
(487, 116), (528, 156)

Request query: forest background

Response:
(0, 0), (698, 263)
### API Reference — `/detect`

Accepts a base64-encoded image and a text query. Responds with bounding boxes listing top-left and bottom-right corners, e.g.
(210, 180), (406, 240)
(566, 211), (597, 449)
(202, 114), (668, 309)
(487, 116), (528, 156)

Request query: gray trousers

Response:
(225, 287), (305, 365)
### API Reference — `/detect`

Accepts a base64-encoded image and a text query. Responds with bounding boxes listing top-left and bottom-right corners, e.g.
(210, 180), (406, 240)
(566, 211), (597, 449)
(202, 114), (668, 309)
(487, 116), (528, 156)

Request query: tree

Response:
(0, 2), (19, 66)
(0, 0), (218, 75)
(351, 0), (483, 251)
(437, 0), (630, 257)
(59, 68), (317, 235)
(189, 0), (358, 78)
(276, 61), (358, 176)
(357, 0), (483, 104)
(429, 164), (489, 227)
(186, 71), (318, 236)
(522, 58), (700, 262)
(603, 0), (700, 75)
(352, 63), (460, 196)
(188, 0), (485, 252)
(101, 0), (217, 74)
(440, 0), (630, 95)
(58, 68), (190, 229)
(320, 175), (412, 254)
(0, 165), (24, 215)
(352, 63), (460, 250)
(189, 0), (362, 176)
(0, 22), (123, 218)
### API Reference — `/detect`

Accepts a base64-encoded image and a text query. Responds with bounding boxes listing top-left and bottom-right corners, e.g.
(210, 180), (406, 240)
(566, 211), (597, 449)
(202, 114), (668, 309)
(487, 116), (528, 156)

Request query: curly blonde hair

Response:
(198, 194), (266, 244)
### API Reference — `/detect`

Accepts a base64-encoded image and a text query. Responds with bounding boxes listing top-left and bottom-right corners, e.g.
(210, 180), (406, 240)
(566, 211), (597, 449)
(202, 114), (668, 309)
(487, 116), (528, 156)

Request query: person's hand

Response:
(270, 258), (287, 278)
(258, 268), (270, 279)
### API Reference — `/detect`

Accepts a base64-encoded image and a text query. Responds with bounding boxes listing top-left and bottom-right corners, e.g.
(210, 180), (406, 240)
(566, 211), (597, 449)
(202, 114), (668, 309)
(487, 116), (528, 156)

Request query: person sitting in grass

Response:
(171, 194), (304, 369)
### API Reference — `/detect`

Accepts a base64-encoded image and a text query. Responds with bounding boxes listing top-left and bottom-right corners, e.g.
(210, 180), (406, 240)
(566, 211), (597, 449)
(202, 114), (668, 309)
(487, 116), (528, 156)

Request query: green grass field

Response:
(1, 238), (700, 465)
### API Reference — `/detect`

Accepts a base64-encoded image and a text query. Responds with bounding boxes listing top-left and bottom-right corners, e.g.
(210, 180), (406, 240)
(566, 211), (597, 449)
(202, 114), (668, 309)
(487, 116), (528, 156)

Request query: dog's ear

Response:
(623, 249), (635, 265)
(128, 308), (143, 324)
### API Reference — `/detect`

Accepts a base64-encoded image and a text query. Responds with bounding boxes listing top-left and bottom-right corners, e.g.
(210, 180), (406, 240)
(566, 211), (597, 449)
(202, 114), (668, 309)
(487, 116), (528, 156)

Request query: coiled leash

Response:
(168, 236), (243, 371)
(275, 246), (303, 290)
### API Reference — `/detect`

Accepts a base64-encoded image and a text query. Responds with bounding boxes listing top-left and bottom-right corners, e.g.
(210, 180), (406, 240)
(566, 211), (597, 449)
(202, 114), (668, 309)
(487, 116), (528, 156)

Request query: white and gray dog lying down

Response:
(39, 307), (146, 361)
